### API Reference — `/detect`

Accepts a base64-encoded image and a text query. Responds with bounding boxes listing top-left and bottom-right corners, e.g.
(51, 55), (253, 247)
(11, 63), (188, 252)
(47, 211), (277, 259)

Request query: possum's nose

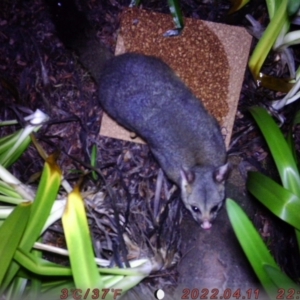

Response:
(201, 220), (212, 229)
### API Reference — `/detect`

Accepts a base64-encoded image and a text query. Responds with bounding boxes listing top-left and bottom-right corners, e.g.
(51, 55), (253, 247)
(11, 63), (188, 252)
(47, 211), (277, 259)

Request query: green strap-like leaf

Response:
(62, 186), (103, 290)
(266, 0), (282, 19)
(14, 248), (72, 276)
(226, 199), (280, 298)
(249, 106), (300, 196)
(249, 0), (289, 79)
(0, 181), (24, 199)
(21, 154), (62, 249)
(0, 202), (31, 285)
(287, 0), (300, 16)
(0, 155), (62, 291)
(90, 144), (98, 181)
(129, 0), (141, 7)
(168, 0), (184, 29)
(264, 264), (299, 289)
(228, 0), (250, 14)
(41, 280), (75, 299)
(247, 172), (300, 229)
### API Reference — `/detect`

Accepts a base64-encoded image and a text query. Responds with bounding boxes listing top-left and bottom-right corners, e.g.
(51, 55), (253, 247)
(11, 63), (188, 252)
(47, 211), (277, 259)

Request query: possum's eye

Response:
(191, 206), (200, 213)
(210, 205), (219, 214)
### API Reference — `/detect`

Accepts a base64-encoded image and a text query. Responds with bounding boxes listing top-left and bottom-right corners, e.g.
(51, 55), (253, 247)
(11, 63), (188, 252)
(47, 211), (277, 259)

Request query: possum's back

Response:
(98, 53), (226, 176)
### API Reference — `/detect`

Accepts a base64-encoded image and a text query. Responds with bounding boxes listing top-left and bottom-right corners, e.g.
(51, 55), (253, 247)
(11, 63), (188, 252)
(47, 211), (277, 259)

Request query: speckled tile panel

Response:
(100, 8), (252, 147)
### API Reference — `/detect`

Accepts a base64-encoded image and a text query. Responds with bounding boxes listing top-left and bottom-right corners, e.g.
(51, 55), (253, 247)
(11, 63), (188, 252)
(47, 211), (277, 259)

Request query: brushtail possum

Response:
(47, 0), (230, 229)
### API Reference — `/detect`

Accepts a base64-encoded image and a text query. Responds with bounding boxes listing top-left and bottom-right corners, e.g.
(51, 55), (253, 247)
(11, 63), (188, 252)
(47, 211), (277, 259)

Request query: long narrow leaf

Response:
(167, 0), (184, 29)
(0, 195), (27, 205)
(14, 248), (72, 276)
(0, 181), (24, 199)
(248, 0), (288, 78)
(41, 280), (75, 299)
(228, 0), (250, 14)
(287, 0), (300, 16)
(249, 106), (300, 196)
(226, 198), (279, 298)
(4, 277), (27, 300)
(90, 144), (98, 181)
(0, 154), (61, 291)
(29, 247), (42, 300)
(0, 131), (20, 153)
(266, 0), (282, 19)
(264, 265), (299, 289)
(62, 185), (102, 290)
(0, 109), (48, 167)
(0, 202), (31, 284)
(20, 154), (62, 249)
(247, 172), (300, 229)
(0, 165), (34, 200)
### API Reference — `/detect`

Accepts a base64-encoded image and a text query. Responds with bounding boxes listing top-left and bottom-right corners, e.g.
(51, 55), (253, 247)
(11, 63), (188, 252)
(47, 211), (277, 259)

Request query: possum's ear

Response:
(214, 163), (230, 183)
(180, 168), (195, 194)
(180, 168), (195, 184)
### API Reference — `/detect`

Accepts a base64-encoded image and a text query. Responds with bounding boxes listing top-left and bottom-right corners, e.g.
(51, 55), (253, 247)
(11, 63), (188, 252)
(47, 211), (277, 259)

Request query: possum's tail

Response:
(45, 0), (113, 83)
